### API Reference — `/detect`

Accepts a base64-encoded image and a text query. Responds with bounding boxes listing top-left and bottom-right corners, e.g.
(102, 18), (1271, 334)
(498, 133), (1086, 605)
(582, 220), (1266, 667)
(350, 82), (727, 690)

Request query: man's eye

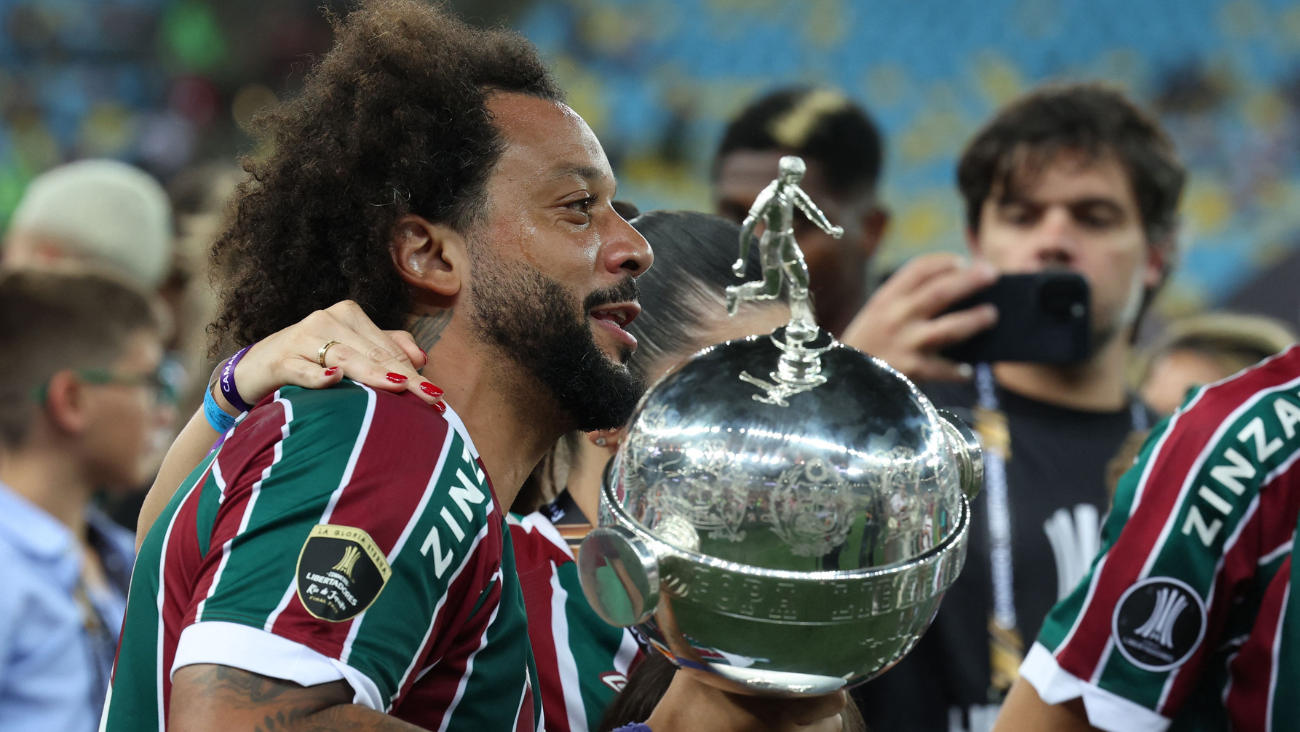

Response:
(567, 197), (595, 217)
(1002, 206), (1036, 225)
(1076, 207), (1118, 229)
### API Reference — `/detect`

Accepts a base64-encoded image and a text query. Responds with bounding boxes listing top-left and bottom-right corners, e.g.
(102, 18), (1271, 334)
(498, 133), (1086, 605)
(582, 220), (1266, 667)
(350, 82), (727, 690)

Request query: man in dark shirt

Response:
(853, 83), (1185, 732)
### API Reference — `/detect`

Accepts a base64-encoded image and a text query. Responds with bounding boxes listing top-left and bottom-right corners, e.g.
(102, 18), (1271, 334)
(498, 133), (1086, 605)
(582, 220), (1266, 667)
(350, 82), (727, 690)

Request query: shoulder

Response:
(1129, 345), (1300, 489)
(1177, 345), (1300, 424)
(507, 511), (574, 571)
(1108, 347), (1300, 538)
(228, 381), (452, 464)
(275, 381), (446, 433)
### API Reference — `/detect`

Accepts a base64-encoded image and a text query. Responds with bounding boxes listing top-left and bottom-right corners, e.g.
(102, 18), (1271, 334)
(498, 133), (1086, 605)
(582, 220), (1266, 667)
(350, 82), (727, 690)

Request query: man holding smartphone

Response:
(850, 83), (1185, 732)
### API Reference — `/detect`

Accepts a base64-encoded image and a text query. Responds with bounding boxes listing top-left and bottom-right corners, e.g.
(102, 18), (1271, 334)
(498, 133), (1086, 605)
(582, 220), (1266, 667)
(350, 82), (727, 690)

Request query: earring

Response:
(596, 437), (607, 447)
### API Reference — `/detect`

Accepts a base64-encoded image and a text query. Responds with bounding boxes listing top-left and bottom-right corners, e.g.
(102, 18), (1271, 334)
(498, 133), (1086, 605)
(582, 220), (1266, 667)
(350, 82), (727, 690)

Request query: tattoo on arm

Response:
(408, 308), (454, 352)
(171, 664), (424, 732)
(184, 664), (322, 707)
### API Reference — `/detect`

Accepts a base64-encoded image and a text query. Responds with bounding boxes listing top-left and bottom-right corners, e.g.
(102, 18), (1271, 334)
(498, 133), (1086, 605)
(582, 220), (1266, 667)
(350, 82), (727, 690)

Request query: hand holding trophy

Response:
(579, 156), (983, 699)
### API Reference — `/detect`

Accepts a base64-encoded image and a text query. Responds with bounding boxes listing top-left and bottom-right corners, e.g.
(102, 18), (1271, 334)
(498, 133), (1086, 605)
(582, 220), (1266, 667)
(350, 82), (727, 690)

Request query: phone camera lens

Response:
(1038, 276), (1087, 321)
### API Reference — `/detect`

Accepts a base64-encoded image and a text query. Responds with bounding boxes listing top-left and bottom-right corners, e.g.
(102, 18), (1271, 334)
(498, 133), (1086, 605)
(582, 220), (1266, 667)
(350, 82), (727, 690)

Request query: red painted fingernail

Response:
(419, 347), (428, 360)
(433, 400), (446, 413)
(386, 372), (408, 384)
(420, 382), (444, 398)
(324, 367), (339, 376)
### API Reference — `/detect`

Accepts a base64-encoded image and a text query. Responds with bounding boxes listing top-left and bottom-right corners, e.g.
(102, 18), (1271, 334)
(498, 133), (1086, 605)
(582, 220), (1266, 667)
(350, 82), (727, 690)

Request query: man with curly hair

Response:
(102, 1), (653, 730)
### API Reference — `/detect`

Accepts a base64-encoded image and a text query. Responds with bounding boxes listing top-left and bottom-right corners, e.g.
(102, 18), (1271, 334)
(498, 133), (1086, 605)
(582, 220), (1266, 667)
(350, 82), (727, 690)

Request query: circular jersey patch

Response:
(296, 524), (392, 622)
(1111, 577), (1206, 672)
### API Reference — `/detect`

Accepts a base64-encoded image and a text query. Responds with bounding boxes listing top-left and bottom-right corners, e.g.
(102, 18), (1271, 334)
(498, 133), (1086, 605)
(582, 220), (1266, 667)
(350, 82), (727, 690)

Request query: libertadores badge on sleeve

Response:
(1111, 576), (1207, 672)
(296, 524), (393, 621)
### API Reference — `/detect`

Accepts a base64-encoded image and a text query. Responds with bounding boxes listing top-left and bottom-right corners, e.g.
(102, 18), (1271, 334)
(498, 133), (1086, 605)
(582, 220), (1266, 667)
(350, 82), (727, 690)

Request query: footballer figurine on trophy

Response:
(726, 154), (843, 344)
(726, 155), (845, 406)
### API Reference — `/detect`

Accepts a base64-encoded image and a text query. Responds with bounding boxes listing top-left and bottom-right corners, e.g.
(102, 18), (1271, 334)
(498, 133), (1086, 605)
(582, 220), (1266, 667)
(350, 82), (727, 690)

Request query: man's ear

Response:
(858, 206), (889, 261)
(1144, 237), (1171, 290)
(42, 370), (88, 436)
(965, 227), (983, 257)
(390, 214), (467, 300)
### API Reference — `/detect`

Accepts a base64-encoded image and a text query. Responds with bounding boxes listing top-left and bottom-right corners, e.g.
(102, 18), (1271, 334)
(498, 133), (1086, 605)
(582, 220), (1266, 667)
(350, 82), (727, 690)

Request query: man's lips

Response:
(589, 302), (641, 351)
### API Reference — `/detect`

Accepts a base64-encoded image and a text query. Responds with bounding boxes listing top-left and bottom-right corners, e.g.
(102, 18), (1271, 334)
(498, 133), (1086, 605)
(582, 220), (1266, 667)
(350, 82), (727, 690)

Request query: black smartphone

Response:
(939, 271), (1091, 364)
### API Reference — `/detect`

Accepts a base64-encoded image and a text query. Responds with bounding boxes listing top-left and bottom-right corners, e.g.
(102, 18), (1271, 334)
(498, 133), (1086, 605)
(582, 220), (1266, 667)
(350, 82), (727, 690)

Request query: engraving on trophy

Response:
(649, 441), (749, 543)
(655, 514), (701, 553)
(622, 402), (671, 479)
(767, 457), (855, 557)
(662, 572), (692, 599)
(769, 582), (800, 621)
(735, 576), (765, 618)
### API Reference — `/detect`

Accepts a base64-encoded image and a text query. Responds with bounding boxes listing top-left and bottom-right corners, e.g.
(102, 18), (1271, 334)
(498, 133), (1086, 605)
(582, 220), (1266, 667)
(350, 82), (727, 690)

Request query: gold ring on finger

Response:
(317, 340), (341, 368)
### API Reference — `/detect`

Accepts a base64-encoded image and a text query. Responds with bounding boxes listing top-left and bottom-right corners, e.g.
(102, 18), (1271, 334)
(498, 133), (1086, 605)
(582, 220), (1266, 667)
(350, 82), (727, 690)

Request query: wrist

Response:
(206, 358), (241, 417)
(210, 380), (240, 417)
(209, 344), (257, 415)
(220, 344), (257, 411)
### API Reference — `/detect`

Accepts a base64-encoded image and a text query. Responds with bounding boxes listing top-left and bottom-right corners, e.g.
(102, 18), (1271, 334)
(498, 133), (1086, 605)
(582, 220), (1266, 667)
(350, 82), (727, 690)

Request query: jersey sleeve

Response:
(171, 383), (502, 711)
(510, 512), (642, 732)
(1023, 351), (1300, 732)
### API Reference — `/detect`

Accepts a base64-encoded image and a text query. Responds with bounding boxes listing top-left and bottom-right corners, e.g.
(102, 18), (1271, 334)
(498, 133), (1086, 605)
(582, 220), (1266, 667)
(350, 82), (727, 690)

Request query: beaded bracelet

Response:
(218, 344), (255, 413)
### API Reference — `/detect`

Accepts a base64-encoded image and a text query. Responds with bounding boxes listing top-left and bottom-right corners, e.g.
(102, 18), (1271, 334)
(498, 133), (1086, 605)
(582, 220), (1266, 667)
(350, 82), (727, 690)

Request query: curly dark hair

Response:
(210, 0), (563, 353)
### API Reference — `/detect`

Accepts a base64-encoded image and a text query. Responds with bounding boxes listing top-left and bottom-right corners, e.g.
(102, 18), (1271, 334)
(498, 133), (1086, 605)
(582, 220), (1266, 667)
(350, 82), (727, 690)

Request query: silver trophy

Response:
(578, 156), (982, 696)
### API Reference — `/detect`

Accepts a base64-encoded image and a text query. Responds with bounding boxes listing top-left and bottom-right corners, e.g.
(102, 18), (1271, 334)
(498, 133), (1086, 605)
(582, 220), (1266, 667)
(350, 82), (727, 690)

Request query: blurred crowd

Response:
(2, 2), (1299, 732)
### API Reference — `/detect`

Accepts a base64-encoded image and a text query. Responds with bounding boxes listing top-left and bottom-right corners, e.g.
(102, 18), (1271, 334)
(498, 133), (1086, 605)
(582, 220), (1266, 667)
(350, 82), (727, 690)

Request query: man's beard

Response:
(469, 258), (646, 432)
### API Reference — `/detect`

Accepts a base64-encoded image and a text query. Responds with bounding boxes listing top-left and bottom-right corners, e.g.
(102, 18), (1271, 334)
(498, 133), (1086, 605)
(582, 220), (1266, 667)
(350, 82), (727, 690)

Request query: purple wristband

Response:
(219, 344), (255, 413)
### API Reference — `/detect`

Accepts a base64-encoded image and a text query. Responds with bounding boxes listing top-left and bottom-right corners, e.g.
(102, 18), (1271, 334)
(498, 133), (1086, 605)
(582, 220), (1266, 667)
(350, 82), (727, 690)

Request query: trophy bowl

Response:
(578, 331), (982, 696)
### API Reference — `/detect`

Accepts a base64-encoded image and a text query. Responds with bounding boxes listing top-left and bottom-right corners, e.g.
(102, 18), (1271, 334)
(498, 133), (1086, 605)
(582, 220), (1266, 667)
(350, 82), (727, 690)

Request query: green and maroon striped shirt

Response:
(509, 507), (643, 732)
(102, 382), (542, 731)
(1024, 346), (1300, 732)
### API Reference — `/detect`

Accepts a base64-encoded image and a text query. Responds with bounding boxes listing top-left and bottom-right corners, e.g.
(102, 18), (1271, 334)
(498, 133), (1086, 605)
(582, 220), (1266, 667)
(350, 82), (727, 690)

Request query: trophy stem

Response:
(786, 285), (819, 345)
(773, 323), (831, 385)
(738, 324), (833, 406)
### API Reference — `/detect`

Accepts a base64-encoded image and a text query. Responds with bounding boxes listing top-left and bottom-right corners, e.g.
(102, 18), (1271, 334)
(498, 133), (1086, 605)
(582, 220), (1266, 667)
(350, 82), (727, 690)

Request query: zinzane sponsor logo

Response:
(1182, 396), (1300, 546)
(420, 444), (489, 579)
(1111, 577), (1206, 671)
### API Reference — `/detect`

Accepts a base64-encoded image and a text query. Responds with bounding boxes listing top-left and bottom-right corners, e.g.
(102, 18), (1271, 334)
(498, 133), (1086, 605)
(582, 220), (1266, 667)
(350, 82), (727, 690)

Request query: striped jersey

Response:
(509, 492), (641, 732)
(102, 382), (542, 732)
(1023, 346), (1300, 732)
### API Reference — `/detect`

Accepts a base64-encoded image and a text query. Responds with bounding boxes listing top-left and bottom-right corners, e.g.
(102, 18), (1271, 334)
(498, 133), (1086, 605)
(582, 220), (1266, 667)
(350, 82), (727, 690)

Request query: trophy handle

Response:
(578, 526), (662, 627)
(937, 409), (984, 500)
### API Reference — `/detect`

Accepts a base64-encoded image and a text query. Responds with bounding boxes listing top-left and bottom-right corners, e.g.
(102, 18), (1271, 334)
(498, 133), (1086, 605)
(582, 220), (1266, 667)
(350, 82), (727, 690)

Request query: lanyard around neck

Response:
(973, 363), (1147, 630)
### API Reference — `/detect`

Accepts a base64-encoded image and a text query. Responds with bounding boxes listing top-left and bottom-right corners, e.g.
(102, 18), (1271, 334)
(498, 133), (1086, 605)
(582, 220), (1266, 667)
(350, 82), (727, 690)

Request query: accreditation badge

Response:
(296, 524), (392, 621)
